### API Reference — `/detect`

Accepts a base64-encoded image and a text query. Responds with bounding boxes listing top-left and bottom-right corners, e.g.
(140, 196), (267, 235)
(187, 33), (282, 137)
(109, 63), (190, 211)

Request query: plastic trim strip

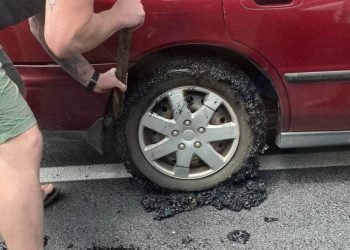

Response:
(285, 70), (350, 83)
(276, 131), (350, 148)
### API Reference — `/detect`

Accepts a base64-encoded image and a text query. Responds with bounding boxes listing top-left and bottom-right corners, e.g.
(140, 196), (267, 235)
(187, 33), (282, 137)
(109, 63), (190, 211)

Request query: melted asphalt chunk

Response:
(124, 55), (269, 221)
(44, 235), (50, 246)
(264, 217), (279, 222)
(141, 158), (267, 220)
(181, 236), (194, 245)
(227, 230), (250, 244)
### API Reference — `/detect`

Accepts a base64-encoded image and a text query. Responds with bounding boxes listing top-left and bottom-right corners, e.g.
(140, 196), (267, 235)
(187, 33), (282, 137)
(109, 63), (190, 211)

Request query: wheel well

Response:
(129, 45), (279, 133)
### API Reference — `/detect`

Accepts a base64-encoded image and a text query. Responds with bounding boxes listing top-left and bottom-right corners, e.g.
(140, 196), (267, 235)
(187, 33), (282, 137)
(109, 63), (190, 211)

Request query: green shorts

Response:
(0, 48), (37, 144)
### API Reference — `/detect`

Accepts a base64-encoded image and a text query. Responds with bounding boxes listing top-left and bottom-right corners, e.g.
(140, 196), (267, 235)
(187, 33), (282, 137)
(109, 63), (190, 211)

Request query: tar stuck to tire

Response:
(123, 54), (268, 190)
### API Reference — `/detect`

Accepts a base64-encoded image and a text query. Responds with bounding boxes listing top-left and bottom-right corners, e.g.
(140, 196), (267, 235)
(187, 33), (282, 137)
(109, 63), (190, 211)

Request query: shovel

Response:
(58, 30), (132, 155)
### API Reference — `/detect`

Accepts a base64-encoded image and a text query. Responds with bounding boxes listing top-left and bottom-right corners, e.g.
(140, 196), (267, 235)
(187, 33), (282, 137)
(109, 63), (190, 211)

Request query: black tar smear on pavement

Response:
(141, 157), (267, 220)
(227, 230), (250, 244)
(44, 235), (50, 246)
(264, 217), (279, 222)
(181, 236), (194, 245)
(124, 56), (269, 220)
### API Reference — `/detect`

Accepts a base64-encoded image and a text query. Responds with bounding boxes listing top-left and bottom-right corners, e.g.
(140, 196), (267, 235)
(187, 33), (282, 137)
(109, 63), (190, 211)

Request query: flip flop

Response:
(44, 185), (60, 208)
(0, 241), (7, 250)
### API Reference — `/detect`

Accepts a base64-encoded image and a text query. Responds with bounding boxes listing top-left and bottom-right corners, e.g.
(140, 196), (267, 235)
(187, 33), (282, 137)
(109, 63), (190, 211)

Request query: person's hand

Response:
(93, 68), (127, 94)
(113, 0), (145, 31)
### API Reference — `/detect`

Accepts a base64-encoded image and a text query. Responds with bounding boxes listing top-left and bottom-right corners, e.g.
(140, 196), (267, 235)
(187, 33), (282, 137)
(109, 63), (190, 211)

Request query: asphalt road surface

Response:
(40, 138), (350, 250)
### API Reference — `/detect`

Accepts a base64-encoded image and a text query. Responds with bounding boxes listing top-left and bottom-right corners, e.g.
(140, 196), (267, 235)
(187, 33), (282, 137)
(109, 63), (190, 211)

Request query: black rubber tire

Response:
(125, 56), (266, 191)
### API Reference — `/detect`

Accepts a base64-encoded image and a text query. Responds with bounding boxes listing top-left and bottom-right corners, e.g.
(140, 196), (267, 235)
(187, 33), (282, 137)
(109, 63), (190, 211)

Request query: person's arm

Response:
(29, 13), (126, 93)
(44, 0), (144, 58)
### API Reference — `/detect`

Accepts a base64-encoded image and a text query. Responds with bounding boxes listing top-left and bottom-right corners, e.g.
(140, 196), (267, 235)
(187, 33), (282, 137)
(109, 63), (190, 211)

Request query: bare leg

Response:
(0, 125), (44, 250)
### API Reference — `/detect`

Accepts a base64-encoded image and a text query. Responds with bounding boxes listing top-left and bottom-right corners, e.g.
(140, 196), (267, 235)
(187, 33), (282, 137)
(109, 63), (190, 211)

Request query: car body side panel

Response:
(0, 0), (227, 63)
(0, 0), (237, 130)
(223, 0), (350, 131)
(18, 65), (112, 130)
(123, 0), (290, 132)
(3, 0), (347, 133)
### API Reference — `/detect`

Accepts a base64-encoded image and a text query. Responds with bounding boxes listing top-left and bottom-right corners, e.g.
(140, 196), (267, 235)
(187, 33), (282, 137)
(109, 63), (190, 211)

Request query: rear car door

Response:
(223, 0), (350, 132)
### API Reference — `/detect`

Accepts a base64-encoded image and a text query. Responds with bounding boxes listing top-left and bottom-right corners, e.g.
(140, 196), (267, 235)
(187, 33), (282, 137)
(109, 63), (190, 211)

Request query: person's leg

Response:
(0, 126), (44, 250)
(0, 48), (58, 203)
(0, 49), (44, 250)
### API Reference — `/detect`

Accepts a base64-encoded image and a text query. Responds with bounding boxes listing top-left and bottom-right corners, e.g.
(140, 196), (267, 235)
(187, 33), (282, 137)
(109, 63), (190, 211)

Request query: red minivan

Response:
(1, 0), (349, 191)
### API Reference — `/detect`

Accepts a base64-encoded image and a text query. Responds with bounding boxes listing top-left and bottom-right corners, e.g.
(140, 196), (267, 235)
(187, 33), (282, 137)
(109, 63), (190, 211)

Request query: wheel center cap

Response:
(182, 129), (195, 141)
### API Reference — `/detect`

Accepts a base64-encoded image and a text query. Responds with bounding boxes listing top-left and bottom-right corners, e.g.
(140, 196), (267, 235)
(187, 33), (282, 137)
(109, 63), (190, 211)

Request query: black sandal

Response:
(44, 185), (60, 208)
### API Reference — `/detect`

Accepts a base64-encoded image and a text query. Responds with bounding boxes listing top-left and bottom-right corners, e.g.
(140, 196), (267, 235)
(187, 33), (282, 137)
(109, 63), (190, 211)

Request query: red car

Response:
(1, 0), (349, 191)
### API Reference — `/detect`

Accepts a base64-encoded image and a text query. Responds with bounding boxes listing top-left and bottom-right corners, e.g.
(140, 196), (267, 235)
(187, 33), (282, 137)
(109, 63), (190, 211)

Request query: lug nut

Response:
(172, 130), (179, 136)
(198, 127), (205, 133)
(178, 143), (186, 150)
(184, 120), (191, 126)
(194, 141), (202, 148)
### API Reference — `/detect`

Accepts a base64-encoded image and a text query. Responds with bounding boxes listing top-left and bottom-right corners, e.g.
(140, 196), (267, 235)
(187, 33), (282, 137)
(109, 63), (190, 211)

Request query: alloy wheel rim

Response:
(138, 86), (240, 180)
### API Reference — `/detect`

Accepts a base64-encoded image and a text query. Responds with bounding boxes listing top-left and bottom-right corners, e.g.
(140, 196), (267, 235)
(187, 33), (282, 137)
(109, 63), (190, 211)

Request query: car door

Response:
(223, 0), (350, 132)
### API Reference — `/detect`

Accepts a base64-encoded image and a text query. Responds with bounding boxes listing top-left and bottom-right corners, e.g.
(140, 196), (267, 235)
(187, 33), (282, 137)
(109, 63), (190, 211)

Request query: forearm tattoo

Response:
(30, 8), (94, 88)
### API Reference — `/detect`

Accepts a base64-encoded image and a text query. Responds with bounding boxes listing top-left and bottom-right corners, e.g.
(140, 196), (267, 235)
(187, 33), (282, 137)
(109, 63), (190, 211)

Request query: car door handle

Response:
(241, 0), (303, 9)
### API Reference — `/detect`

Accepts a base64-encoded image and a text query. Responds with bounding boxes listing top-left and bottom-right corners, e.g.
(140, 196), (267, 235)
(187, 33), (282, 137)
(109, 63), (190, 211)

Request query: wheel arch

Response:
(129, 44), (281, 134)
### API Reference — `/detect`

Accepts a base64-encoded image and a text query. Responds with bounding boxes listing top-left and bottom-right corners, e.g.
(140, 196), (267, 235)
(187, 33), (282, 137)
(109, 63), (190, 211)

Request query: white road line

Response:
(40, 163), (131, 183)
(40, 151), (350, 183)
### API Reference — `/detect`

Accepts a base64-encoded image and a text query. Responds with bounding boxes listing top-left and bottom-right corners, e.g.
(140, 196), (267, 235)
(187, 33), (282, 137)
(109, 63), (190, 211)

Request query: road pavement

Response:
(41, 140), (350, 250)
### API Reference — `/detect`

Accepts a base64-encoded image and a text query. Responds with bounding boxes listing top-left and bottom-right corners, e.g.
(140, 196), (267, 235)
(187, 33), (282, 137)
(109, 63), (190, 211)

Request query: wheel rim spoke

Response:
(201, 122), (238, 142)
(176, 150), (193, 168)
(173, 150), (193, 178)
(144, 138), (177, 161)
(203, 92), (223, 111)
(167, 89), (192, 120)
(196, 144), (225, 170)
(174, 166), (191, 178)
(193, 106), (215, 126)
(142, 112), (176, 136)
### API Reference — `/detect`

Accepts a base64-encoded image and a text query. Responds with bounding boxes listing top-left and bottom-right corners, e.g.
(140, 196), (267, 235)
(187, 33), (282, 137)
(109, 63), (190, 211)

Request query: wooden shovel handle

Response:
(116, 29), (132, 84)
(112, 29), (132, 119)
